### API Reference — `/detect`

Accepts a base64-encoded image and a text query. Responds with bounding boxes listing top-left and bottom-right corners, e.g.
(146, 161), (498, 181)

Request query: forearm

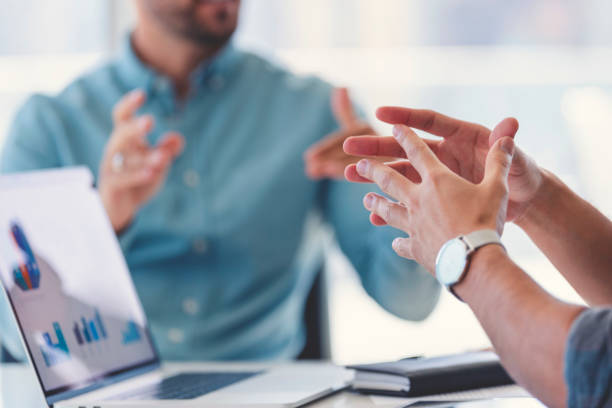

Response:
(515, 169), (612, 305)
(361, 254), (440, 321)
(455, 245), (585, 408)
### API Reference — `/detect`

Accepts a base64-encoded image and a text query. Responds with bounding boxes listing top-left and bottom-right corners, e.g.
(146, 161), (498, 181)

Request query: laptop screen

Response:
(0, 169), (158, 399)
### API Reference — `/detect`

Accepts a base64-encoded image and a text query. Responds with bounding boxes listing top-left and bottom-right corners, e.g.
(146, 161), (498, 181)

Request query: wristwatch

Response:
(435, 229), (505, 299)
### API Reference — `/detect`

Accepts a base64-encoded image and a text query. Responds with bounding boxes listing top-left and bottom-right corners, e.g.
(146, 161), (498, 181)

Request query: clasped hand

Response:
(343, 107), (542, 274)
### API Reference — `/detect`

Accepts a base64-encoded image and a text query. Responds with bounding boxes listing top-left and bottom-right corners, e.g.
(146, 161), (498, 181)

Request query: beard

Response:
(144, 0), (239, 47)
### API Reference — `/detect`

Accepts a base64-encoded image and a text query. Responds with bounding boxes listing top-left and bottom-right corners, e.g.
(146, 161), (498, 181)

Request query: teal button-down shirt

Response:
(0, 39), (439, 361)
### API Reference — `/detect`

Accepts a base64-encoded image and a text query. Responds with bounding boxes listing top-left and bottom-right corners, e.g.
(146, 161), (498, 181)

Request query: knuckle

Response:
(422, 110), (436, 130)
(378, 170), (394, 192)
(491, 180), (509, 196)
(427, 168), (445, 183)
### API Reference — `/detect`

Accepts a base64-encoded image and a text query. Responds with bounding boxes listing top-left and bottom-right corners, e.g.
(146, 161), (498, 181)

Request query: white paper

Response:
(369, 385), (532, 407)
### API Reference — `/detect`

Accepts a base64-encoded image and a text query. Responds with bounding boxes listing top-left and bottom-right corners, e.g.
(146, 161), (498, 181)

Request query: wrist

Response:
(453, 244), (510, 301)
(100, 192), (133, 233)
(513, 169), (561, 231)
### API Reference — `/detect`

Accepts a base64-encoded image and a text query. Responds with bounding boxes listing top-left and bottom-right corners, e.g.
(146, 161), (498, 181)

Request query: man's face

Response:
(138, 0), (240, 46)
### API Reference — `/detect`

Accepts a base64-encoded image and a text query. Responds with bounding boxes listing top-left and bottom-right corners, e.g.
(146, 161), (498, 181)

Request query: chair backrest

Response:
(297, 268), (331, 360)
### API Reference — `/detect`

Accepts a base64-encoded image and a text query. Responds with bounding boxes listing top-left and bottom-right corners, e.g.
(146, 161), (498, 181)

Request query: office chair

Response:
(298, 268), (331, 360)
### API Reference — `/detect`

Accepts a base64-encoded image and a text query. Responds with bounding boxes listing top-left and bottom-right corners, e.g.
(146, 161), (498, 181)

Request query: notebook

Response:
(348, 351), (514, 397)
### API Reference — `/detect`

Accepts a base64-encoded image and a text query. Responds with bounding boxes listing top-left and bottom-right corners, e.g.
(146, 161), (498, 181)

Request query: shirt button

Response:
(168, 328), (185, 344)
(192, 238), (208, 254)
(154, 77), (171, 92)
(183, 170), (199, 188)
(182, 298), (200, 316)
(208, 75), (225, 91)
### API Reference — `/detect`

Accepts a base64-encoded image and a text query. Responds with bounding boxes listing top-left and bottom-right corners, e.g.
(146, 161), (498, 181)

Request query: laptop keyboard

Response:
(111, 372), (260, 400)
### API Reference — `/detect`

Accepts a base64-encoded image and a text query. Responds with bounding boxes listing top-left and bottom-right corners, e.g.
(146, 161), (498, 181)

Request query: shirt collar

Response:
(115, 33), (241, 96)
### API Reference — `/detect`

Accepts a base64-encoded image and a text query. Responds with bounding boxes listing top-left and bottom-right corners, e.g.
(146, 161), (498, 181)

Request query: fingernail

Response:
(500, 138), (514, 155)
(364, 194), (375, 209)
(356, 159), (369, 174)
(392, 238), (401, 250)
(392, 125), (403, 140)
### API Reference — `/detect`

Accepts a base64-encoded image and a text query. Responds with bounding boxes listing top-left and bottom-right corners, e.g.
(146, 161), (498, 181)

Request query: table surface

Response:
(0, 362), (543, 408)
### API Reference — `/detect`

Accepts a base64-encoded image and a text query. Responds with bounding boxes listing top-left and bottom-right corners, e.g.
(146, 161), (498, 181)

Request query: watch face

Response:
(436, 239), (468, 287)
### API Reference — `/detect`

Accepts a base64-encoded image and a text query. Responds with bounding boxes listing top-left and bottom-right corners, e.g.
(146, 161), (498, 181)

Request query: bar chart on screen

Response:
(39, 322), (70, 367)
(72, 308), (108, 346)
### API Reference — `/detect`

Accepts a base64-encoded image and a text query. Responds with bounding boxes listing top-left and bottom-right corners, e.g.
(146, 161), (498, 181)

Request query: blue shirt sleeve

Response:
(1, 94), (63, 173)
(318, 101), (440, 321)
(564, 307), (612, 408)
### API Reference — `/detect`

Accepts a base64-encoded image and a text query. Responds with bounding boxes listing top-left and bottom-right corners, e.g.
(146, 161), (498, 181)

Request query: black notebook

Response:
(348, 351), (514, 397)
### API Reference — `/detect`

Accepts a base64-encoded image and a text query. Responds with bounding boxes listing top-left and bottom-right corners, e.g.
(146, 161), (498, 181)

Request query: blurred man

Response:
(344, 107), (612, 407)
(0, 0), (439, 361)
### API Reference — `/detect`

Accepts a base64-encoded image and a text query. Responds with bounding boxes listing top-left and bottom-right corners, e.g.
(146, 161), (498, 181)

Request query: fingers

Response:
(370, 213), (387, 226)
(392, 237), (414, 260)
(343, 136), (440, 159)
(392, 125), (442, 178)
(484, 137), (515, 188)
(376, 106), (489, 140)
(157, 131), (185, 158)
(345, 160), (421, 184)
(108, 115), (154, 154)
(305, 126), (370, 160)
(355, 159), (414, 202)
(111, 167), (155, 190)
(331, 87), (359, 129)
(363, 193), (410, 231)
(489, 117), (519, 146)
(113, 89), (146, 125)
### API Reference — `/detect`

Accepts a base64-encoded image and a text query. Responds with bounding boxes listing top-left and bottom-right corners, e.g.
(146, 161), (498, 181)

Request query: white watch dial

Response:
(436, 238), (468, 287)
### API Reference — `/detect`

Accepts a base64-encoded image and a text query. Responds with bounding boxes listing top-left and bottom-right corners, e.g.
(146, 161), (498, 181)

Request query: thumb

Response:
(331, 87), (358, 128)
(484, 137), (515, 186)
(489, 117), (519, 147)
(157, 131), (185, 158)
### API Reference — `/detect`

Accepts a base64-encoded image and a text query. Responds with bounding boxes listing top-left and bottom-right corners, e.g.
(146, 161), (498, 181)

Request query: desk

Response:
(0, 362), (542, 408)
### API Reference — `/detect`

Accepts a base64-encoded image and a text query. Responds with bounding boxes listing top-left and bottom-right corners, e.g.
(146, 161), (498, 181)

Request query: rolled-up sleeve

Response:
(564, 308), (612, 408)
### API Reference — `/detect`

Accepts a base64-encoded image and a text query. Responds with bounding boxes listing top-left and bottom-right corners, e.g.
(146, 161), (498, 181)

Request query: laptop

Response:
(0, 167), (351, 407)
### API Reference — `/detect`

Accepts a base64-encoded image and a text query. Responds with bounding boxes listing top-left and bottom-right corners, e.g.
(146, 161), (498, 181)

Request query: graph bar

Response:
(94, 309), (107, 339)
(89, 320), (99, 341)
(73, 322), (83, 345)
(12, 266), (28, 291)
(81, 318), (92, 343)
(121, 321), (141, 345)
(74, 310), (109, 345)
(40, 322), (70, 367)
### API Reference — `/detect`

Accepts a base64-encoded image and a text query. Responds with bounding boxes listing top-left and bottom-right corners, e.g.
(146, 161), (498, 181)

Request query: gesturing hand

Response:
(344, 107), (542, 222)
(347, 125), (515, 274)
(98, 90), (185, 232)
(304, 88), (376, 180)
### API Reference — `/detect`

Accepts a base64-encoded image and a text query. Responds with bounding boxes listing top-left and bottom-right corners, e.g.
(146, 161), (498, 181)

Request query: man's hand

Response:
(98, 90), (185, 232)
(349, 125), (515, 273)
(344, 107), (542, 222)
(304, 88), (375, 180)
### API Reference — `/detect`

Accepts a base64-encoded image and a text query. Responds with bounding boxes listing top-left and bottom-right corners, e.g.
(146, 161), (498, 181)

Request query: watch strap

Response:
(448, 229), (505, 302)
(461, 229), (504, 255)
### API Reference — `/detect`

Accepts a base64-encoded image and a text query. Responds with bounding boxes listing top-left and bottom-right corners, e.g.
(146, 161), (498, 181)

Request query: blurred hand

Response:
(351, 125), (515, 273)
(304, 88), (377, 180)
(98, 90), (185, 232)
(344, 107), (542, 222)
